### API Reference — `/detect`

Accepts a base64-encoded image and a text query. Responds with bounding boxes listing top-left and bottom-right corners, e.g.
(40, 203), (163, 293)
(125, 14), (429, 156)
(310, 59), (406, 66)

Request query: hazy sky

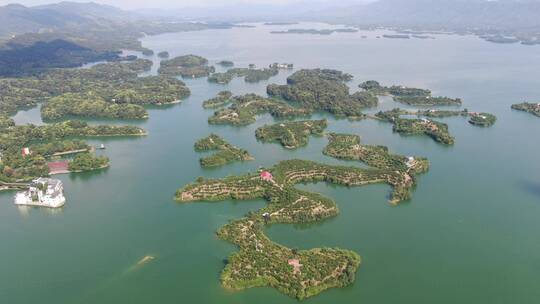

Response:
(0, 0), (364, 9)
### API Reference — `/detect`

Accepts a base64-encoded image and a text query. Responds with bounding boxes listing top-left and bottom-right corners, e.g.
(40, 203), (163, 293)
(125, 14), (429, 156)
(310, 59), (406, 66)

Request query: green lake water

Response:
(2, 23), (540, 304)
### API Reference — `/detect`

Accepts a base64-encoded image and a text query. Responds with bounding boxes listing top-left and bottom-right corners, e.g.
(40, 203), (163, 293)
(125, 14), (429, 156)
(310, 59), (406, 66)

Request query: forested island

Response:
(202, 91), (233, 109)
(217, 60), (234, 67)
(142, 49), (154, 56)
(467, 112), (497, 126)
(382, 34), (410, 39)
(359, 80), (462, 106)
(208, 94), (311, 126)
(157, 51), (170, 59)
(194, 134), (253, 167)
(1, 59), (191, 120)
(511, 102), (540, 117)
(208, 67), (279, 84)
(0, 119), (145, 183)
(255, 120), (327, 149)
(175, 157), (419, 299)
(264, 22), (299, 26)
(158, 55), (215, 78)
(376, 109), (455, 145)
(267, 69), (377, 118)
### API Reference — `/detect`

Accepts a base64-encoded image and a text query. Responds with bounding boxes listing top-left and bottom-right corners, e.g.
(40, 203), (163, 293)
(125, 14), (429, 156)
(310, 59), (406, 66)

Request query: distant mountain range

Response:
(0, 2), (232, 54)
(320, 0), (540, 31)
(0, 2), (134, 39)
(3, 0), (540, 38)
(1, 0), (540, 47)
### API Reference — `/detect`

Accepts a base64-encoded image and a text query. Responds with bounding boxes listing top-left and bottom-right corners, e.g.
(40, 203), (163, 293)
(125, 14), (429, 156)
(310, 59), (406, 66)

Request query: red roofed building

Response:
(47, 160), (70, 175)
(260, 171), (273, 181)
(21, 147), (31, 157)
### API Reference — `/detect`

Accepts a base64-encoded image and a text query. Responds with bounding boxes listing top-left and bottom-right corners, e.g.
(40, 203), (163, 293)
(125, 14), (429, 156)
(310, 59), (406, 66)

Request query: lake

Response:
(2, 23), (540, 304)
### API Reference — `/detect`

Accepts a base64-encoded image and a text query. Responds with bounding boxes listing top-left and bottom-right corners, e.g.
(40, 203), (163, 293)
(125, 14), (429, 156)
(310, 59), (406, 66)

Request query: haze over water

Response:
(2, 23), (540, 303)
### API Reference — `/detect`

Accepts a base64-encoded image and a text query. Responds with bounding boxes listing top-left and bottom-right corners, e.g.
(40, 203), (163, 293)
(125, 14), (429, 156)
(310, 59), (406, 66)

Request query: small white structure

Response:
(406, 156), (415, 168)
(271, 63), (294, 69)
(15, 178), (66, 208)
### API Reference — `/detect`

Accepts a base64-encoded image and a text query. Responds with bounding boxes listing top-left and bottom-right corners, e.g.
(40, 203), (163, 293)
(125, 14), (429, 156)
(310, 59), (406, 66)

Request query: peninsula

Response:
(157, 51), (170, 59)
(175, 158), (419, 299)
(217, 60), (234, 67)
(255, 120), (327, 149)
(202, 91), (233, 109)
(0, 119), (145, 183)
(323, 133), (429, 174)
(194, 134), (253, 167)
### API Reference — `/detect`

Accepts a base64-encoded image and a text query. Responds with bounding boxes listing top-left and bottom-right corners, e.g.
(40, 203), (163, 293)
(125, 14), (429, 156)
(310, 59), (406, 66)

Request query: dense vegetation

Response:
(208, 94), (311, 126)
(207, 72), (234, 84)
(176, 158), (419, 299)
(202, 91), (233, 109)
(416, 109), (469, 118)
(416, 109), (497, 127)
(217, 60), (234, 67)
(359, 80), (462, 106)
(0, 39), (120, 76)
(323, 133), (429, 175)
(41, 93), (148, 120)
(68, 153), (109, 172)
(29, 140), (89, 158)
(267, 69), (376, 118)
(0, 59), (190, 119)
(511, 102), (540, 117)
(394, 118), (454, 145)
(376, 109), (455, 145)
(396, 96), (463, 106)
(468, 113), (497, 126)
(194, 134), (253, 167)
(158, 55), (215, 78)
(208, 67), (279, 84)
(244, 68), (280, 83)
(360, 80), (430, 96)
(255, 120), (328, 149)
(0, 120), (144, 182)
(157, 51), (169, 59)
